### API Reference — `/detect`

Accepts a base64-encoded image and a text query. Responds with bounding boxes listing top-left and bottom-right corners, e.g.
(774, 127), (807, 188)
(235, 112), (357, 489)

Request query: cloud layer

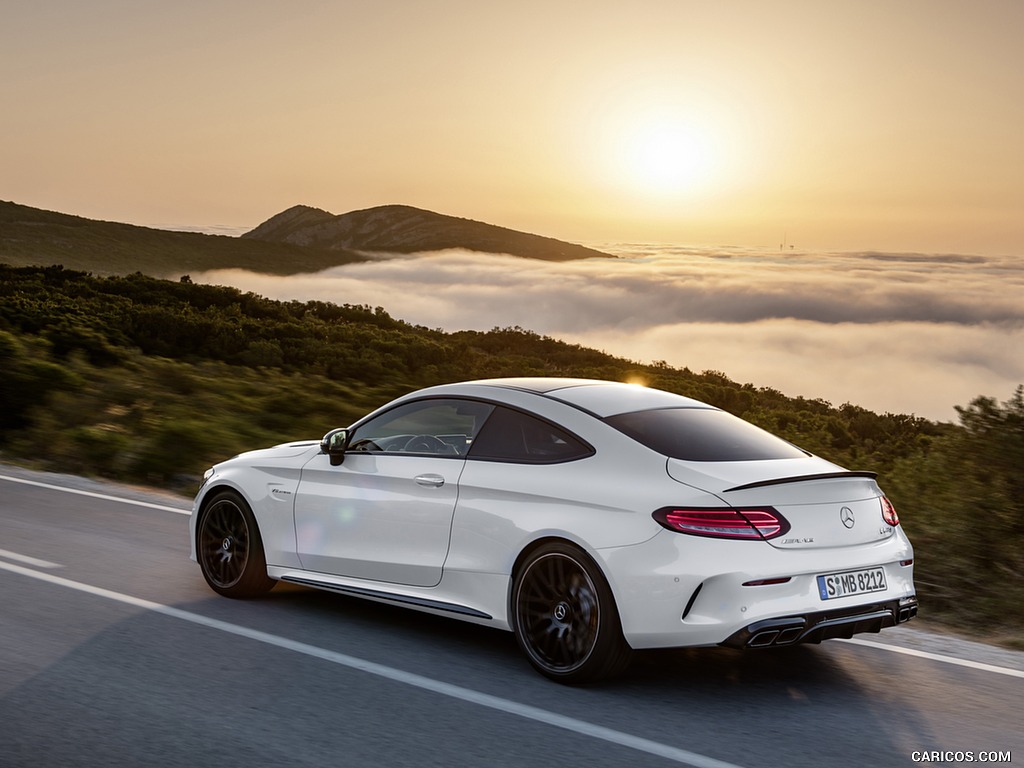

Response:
(193, 246), (1024, 421)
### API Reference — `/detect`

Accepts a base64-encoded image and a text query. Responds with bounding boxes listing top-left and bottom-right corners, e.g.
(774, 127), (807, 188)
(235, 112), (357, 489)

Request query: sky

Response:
(193, 245), (1024, 422)
(3, 0), (1024, 255)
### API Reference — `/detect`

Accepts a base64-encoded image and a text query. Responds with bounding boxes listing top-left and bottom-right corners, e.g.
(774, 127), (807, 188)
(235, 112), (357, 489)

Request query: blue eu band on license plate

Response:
(817, 567), (887, 600)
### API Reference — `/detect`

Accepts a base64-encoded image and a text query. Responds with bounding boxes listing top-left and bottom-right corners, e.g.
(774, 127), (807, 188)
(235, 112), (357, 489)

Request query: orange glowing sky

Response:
(4, 1), (1023, 254)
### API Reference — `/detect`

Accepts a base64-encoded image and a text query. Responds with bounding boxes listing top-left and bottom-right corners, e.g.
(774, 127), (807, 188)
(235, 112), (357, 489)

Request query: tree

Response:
(886, 387), (1024, 635)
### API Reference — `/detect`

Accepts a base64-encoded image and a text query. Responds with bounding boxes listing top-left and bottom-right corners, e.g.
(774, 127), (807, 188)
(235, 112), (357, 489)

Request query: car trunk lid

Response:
(666, 458), (895, 549)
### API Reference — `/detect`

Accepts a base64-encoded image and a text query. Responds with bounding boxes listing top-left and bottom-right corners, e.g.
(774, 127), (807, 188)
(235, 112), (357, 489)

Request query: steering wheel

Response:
(403, 434), (448, 454)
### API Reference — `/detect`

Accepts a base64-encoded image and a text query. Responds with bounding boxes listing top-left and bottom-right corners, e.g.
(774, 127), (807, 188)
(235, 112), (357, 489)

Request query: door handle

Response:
(414, 474), (445, 488)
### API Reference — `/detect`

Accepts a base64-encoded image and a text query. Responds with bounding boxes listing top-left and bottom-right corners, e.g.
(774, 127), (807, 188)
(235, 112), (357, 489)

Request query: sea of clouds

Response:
(192, 245), (1024, 421)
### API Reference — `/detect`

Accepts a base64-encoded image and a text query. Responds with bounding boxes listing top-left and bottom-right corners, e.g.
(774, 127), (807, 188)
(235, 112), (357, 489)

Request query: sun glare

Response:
(586, 86), (734, 204)
(620, 116), (718, 198)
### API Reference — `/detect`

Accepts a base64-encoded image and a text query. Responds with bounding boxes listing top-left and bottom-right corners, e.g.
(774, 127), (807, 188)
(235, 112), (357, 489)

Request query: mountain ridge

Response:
(0, 200), (613, 276)
(0, 200), (364, 277)
(243, 204), (615, 261)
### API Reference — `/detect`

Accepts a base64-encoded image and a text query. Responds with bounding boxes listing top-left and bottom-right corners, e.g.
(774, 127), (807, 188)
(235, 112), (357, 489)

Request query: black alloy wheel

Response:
(512, 543), (631, 684)
(197, 490), (275, 598)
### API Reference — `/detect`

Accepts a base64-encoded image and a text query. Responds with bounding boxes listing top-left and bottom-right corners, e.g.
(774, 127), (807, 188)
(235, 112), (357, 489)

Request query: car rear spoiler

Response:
(724, 471), (879, 493)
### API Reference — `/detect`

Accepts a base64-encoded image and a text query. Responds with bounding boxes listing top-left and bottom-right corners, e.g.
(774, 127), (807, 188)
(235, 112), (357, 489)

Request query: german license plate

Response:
(817, 567), (887, 600)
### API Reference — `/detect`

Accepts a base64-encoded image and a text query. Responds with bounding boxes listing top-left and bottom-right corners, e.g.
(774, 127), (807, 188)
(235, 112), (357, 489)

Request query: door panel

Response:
(294, 452), (463, 587)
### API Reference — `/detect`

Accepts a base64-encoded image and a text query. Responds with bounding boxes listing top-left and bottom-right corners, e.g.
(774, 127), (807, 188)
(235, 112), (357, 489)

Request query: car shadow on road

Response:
(278, 587), (983, 761)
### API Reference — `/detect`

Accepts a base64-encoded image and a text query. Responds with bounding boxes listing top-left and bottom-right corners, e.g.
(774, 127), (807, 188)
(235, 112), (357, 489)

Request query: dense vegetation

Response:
(1, 264), (1020, 642)
(885, 389), (1024, 640)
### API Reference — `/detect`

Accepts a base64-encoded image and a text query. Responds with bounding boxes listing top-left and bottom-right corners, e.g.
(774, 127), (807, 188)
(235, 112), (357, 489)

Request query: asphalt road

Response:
(0, 465), (1020, 768)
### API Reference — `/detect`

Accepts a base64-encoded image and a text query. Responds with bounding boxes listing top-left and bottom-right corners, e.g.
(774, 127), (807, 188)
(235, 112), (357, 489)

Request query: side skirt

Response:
(279, 574), (493, 620)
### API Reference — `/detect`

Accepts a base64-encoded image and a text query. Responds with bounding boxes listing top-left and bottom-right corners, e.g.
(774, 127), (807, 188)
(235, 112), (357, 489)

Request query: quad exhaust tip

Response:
(723, 597), (919, 649)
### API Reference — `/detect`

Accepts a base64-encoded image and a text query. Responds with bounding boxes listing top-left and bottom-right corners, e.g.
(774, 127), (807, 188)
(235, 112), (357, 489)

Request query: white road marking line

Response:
(0, 474), (191, 515)
(837, 637), (1024, 679)
(0, 548), (62, 569)
(0, 560), (743, 768)
(4, 471), (1023, 681)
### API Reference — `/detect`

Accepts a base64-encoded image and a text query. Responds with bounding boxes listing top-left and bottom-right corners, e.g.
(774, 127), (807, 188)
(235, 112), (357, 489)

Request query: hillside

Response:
(243, 204), (616, 261)
(0, 200), (366, 277)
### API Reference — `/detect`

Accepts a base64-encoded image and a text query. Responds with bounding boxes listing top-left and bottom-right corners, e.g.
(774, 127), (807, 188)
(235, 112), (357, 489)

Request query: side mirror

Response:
(320, 428), (349, 466)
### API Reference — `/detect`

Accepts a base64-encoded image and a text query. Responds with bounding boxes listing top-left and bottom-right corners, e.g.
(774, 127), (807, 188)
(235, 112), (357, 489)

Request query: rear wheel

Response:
(197, 490), (275, 598)
(512, 543), (632, 684)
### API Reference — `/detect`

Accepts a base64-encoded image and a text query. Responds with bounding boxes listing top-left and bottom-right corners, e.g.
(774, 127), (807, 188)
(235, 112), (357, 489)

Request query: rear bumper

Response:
(598, 527), (916, 649)
(720, 595), (919, 648)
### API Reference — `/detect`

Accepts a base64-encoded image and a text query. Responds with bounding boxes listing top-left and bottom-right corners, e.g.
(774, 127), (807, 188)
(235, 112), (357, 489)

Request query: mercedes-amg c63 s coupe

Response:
(190, 378), (917, 682)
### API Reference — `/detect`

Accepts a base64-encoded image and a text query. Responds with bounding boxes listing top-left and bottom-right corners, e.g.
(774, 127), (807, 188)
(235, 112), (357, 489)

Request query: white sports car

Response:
(190, 378), (917, 682)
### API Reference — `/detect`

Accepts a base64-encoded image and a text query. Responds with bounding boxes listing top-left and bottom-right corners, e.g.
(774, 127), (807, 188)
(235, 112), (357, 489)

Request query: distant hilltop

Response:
(244, 204), (615, 262)
(0, 200), (364, 277)
(0, 200), (614, 277)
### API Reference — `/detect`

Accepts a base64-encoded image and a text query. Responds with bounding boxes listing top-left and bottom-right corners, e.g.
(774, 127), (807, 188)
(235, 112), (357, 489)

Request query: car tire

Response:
(197, 490), (275, 598)
(512, 542), (632, 684)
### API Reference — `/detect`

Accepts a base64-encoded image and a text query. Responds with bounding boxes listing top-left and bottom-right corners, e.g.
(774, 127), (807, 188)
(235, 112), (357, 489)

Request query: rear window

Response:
(605, 408), (808, 461)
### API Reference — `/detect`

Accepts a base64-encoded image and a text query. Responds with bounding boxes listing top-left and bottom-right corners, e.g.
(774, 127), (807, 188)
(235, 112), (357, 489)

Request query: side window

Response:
(348, 399), (494, 456)
(468, 406), (593, 464)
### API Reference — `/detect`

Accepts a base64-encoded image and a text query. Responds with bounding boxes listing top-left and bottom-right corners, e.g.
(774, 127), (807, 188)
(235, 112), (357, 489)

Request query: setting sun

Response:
(585, 83), (736, 207)
(620, 116), (718, 197)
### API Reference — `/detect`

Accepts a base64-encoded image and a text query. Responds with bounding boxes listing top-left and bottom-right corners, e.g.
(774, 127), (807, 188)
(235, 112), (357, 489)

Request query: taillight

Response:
(880, 496), (899, 526)
(653, 507), (790, 540)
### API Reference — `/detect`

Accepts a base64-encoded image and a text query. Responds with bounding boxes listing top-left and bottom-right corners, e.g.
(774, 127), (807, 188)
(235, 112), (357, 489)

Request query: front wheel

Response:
(512, 543), (632, 684)
(197, 490), (275, 598)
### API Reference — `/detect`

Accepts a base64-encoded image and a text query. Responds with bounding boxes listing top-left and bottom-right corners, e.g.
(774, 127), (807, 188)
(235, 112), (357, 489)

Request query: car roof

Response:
(462, 377), (609, 393)
(455, 378), (714, 418)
